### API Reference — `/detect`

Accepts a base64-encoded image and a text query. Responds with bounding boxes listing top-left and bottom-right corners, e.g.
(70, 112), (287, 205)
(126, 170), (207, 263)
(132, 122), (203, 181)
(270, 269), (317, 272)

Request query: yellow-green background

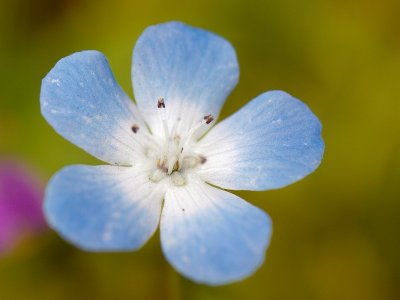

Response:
(0, 0), (399, 299)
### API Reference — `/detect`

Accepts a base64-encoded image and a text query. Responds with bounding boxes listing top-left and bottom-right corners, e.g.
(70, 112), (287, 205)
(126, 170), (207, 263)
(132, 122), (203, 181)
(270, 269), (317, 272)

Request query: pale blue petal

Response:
(44, 165), (164, 251)
(41, 51), (146, 166)
(196, 90), (324, 190)
(160, 176), (271, 285)
(132, 21), (239, 137)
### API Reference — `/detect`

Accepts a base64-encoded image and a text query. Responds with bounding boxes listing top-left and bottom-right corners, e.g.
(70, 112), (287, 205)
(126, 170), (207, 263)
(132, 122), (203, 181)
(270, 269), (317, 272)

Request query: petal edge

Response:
(41, 50), (145, 165)
(45, 164), (164, 251)
(132, 21), (239, 138)
(196, 90), (324, 191)
(160, 176), (272, 285)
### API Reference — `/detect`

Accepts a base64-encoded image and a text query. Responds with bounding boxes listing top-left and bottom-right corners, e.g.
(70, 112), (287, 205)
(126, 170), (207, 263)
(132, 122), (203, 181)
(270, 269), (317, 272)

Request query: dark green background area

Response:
(0, 0), (399, 299)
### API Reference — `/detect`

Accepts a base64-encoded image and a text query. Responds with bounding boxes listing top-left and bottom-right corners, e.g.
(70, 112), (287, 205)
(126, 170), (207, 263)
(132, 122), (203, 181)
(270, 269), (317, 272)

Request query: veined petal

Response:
(132, 21), (239, 137)
(44, 165), (164, 251)
(160, 176), (271, 285)
(41, 51), (145, 166)
(196, 90), (324, 191)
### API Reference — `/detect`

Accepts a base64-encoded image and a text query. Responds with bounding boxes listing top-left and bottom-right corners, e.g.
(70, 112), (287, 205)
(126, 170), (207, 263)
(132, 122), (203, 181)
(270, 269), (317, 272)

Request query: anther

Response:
(199, 155), (207, 164)
(157, 97), (165, 108)
(204, 114), (214, 124)
(157, 160), (168, 173)
(156, 97), (169, 139)
(131, 124), (140, 134)
(172, 160), (179, 172)
(170, 172), (186, 186)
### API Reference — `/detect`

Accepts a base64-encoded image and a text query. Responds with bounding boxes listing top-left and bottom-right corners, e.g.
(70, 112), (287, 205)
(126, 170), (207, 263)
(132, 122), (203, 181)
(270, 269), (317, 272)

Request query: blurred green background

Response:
(0, 0), (399, 299)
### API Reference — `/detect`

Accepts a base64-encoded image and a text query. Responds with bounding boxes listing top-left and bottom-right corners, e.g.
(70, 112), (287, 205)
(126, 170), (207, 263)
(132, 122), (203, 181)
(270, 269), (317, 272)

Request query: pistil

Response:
(145, 98), (213, 185)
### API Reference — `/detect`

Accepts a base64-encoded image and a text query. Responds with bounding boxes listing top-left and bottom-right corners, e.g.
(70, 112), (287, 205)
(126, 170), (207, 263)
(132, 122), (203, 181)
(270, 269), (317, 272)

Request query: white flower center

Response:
(131, 98), (212, 186)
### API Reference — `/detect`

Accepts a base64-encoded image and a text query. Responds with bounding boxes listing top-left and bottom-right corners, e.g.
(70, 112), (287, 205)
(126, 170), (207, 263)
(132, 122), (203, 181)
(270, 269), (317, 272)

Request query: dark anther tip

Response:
(199, 155), (207, 164)
(157, 97), (165, 108)
(204, 114), (214, 124)
(131, 124), (140, 133)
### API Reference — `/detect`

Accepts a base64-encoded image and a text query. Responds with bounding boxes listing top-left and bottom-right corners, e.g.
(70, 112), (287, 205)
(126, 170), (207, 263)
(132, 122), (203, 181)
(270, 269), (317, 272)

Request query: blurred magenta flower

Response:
(0, 161), (46, 254)
(40, 21), (324, 285)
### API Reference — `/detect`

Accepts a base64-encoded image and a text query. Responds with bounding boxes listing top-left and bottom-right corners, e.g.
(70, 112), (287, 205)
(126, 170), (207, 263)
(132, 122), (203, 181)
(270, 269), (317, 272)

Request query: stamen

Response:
(166, 157), (180, 174)
(144, 106), (213, 186)
(129, 124), (162, 154)
(181, 156), (199, 168)
(156, 97), (170, 140)
(178, 113), (215, 159)
(131, 124), (139, 134)
(170, 117), (180, 137)
(204, 114), (214, 124)
(199, 155), (207, 164)
(157, 97), (165, 108)
(157, 159), (168, 173)
(149, 169), (166, 182)
(182, 114), (214, 143)
(170, 172), (186, 186)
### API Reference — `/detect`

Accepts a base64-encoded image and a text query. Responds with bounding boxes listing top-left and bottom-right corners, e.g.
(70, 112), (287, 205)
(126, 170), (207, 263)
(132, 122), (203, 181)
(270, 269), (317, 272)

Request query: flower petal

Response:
(196, 90), (324, 191)
(41, 51), (145, 166)
(132, 21), (239, 137)
(160, 176), (271, 285)
(44, 165), (164, 251)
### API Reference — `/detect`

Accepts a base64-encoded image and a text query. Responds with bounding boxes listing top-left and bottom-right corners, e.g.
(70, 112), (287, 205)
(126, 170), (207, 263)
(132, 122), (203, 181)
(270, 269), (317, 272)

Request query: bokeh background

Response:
(0, 0), (399, 299)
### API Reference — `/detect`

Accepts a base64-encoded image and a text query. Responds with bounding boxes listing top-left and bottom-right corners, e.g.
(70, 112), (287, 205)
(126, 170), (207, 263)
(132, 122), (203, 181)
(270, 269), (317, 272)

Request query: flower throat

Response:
(130, 97), (212, 186)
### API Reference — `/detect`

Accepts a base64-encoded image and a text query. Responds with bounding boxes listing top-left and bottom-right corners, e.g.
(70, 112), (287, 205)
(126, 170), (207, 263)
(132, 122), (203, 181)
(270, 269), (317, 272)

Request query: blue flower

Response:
(40, 21), (324, 285)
